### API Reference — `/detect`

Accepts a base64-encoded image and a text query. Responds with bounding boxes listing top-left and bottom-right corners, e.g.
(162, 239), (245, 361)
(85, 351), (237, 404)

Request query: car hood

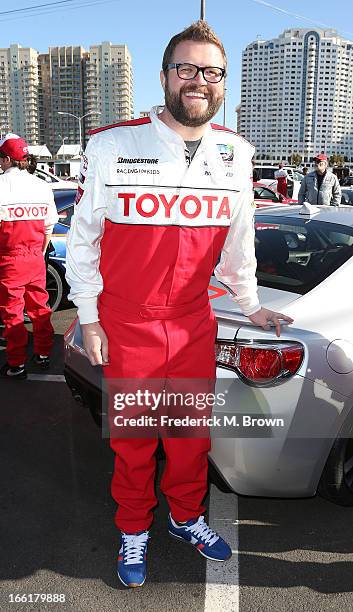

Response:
(209, 277), (300, 323)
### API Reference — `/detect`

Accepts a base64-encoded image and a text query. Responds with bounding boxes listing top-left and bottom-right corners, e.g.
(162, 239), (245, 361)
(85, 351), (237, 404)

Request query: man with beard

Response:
(66, 21), (293, 588)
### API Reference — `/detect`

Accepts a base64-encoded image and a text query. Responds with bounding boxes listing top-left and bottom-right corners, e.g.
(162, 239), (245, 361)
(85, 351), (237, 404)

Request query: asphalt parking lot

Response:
(1, 307), (353, 612)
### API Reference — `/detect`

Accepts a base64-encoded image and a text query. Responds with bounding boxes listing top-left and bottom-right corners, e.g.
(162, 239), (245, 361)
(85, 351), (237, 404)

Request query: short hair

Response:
(162, 20), (227, 73)
(8, 158), (29, 171)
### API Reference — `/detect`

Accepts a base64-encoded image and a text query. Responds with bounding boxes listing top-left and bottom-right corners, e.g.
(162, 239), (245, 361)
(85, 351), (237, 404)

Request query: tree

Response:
(329, 154), (344, 167)
(289, 153), (302, 166)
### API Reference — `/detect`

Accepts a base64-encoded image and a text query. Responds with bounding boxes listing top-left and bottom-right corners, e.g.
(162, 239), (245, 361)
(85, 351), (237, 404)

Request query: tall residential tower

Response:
(38, 46), (88, 154)
(240, 28), (353, 162)
(0, 41), (134, 153)
(0, 44), (39, 144)
(85, 42), (134, 133)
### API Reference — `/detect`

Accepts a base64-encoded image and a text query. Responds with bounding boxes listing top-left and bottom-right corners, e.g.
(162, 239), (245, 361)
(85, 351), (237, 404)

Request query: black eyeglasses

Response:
(166, 63), (226, 83)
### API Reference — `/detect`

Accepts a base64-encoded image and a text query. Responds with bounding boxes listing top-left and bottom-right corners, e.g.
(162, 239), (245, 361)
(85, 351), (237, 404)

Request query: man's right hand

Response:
(81, 321), (109, 366)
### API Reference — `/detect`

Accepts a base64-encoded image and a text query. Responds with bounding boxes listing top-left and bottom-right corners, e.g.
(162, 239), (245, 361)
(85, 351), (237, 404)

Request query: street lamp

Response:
(58, 134), (68, 159)
(200, 0), (205, 19)
(57, 110), (101, 156)
(223, 88), (227, 127)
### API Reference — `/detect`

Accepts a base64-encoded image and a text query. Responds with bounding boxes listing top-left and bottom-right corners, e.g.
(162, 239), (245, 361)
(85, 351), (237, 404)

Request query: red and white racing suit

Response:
(274, 169), (288, 198)
(66, 106), (260, 533)
(0, 167), (58, 366)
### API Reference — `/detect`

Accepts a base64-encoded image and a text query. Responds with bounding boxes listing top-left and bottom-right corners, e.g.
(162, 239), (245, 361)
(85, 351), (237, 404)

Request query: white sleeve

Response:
(214, 146), (261, 316)
(44, 184), (59, 234)
(65, 136), (106, 324)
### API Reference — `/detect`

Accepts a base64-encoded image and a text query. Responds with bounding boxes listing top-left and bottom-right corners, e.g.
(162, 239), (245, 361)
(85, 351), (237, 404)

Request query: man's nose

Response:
(191, 69), (208, 85)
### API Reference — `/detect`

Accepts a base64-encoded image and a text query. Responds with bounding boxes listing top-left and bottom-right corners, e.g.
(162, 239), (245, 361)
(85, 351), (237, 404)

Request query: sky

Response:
(1, 0), (353, 127)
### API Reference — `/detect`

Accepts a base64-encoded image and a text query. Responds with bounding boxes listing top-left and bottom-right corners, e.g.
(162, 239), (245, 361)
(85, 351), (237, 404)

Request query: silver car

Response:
(64, 204), (353, 506)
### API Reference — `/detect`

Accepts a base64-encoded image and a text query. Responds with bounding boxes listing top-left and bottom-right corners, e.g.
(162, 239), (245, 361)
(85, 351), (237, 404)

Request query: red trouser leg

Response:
(160, 437), (211, 522)
(0, 253), (53, 366)
(101, 309), (168, 533)
(277, 178), (287, 197)
(111, 438), (159, 533)
(99, 301), (216, 533)
(24, 257), (54, 357)
(160, 307), (216, 522)
(0, 256), (29, 366)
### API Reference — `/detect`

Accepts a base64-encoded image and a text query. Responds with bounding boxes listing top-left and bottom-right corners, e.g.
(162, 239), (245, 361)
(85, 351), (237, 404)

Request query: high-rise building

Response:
(240, 28), (353, 163)
(235, 104), (241, 134)
(0, 44), (39, 144)
(85, 42), (134, 133)
(38, 46), (87, 154)
(0, 41), (134, 153)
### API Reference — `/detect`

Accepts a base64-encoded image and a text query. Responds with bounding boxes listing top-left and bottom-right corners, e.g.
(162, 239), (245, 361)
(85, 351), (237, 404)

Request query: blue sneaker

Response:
(168, 514), (232, 561)
(117, 530), (149, 588)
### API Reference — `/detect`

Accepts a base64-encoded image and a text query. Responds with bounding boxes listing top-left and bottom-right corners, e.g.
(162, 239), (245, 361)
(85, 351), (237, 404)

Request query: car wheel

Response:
(46, 263), (64, 312)
(319, 416), (353, 506)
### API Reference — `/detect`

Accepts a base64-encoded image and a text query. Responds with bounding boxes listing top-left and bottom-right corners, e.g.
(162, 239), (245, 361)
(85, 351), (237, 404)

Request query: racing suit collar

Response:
(150, 105), (198, 146)
(150, 105), (227, 182)
(3, 166), (22, 175)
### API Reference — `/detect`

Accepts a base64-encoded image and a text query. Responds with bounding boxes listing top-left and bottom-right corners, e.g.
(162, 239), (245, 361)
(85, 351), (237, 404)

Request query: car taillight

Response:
(215, 341), (304, 385)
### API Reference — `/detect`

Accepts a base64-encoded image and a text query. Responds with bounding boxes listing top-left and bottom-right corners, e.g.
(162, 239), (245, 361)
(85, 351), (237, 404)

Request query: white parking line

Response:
(27, 374), (66, 382)
(204, 485), (239, 612)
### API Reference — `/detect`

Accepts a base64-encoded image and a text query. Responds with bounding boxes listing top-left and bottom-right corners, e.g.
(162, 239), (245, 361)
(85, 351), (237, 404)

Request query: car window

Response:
(57, 205), (74, 228)
(341, 190), (353, 205)
(256, 167), (276, 180)
(254, 187), (279, 202)
(254, 216), (353, 294)
(35, 169), (52, 183)
(35, 169), (58, 183)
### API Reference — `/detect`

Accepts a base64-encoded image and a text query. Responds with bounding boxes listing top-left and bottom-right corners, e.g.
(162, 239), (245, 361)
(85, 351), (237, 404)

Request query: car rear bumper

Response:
(210, 367), (349, 498)
(63, 359), (344, 499)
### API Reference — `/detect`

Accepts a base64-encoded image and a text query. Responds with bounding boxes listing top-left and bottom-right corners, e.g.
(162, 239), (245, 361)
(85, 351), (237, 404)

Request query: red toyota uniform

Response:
(66, 107), (260, 533)
(274, 168), (288, 198)
(0, 134), (58, 369)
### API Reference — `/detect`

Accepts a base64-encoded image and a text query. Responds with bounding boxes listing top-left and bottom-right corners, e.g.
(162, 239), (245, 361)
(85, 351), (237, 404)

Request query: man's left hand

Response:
(248, 307), (294, 337)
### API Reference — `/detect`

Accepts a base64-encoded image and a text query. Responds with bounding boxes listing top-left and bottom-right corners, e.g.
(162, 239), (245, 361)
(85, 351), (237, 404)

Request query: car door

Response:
(254, 186), (281, 208)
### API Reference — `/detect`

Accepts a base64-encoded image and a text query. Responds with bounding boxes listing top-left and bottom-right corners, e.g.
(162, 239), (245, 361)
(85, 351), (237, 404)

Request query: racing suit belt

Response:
(98, 291), (209, 320)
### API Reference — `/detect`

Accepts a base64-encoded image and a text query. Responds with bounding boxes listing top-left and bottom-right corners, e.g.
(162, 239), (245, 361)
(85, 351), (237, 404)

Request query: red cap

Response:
(313, 153), (328, 162)
(0, 133), (29, 161)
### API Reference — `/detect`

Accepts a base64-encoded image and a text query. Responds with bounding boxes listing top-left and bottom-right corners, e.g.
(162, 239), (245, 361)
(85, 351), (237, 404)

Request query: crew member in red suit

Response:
(66, 21), (293, 588)
(274, 163), (288, 197)
(0, 133), (58, 379)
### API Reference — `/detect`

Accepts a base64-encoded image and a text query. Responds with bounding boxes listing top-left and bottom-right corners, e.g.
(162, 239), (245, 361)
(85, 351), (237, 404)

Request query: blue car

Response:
(48, 189), (77, 311)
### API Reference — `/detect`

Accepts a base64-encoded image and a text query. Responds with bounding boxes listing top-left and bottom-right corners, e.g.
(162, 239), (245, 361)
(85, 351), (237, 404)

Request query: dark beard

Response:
(164, 81), (224, 127)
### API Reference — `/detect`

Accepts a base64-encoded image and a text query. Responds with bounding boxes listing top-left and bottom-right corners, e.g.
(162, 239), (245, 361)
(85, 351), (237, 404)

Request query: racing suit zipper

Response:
(184, 147), (191, 167)
(317, 176), (320, 205)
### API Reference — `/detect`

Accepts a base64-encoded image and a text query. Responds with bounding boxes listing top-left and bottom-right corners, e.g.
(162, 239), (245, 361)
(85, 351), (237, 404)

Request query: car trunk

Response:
(210, 277), (300, 326)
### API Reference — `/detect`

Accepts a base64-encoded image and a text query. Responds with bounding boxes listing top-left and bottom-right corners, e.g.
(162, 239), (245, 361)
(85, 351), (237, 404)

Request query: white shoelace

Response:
(121, 531), (149, 565)
(185, 516), (219, 546)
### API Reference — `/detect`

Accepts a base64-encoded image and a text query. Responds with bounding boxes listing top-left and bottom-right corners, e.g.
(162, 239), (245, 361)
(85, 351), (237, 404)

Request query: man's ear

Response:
(160, 70), (166, 91)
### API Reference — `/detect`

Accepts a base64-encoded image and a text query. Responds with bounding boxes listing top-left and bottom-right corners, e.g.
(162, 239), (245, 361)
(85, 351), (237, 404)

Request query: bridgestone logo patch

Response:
(117, 157), (159, 164)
